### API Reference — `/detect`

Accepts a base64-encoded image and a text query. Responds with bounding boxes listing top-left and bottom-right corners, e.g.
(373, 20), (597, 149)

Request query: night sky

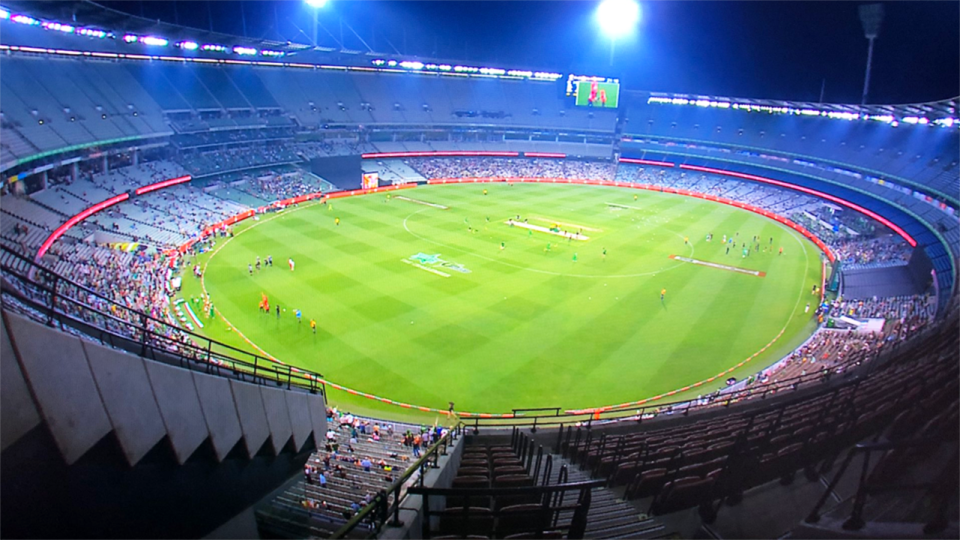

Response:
(96, 1), (960, 104)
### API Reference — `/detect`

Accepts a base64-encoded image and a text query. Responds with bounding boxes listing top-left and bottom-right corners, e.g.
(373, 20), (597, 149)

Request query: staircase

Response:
(549, 450), (670, 538)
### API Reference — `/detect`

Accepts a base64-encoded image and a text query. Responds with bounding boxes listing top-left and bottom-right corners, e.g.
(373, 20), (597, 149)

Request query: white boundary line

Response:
(195, 185), (816, 416)
(200, 201), (319, 361)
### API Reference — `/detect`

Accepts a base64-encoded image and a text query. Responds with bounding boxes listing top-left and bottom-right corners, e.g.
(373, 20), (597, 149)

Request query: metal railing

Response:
(0, 245), (326, 395)
(3, 242), (948, 432)
(460, 320), (944, 435)
(407, 480), (606, 539)
(806, 436), (959, 534)
(328, 424), (463, 539)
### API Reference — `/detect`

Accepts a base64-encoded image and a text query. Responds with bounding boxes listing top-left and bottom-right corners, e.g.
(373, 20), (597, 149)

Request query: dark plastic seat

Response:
(439, 507), (494, 537)
(453, 476), (490, 489)
(504, 532), (563, 539)
(496, 503), (551, 537)
(628, 467), (667, 499)
(494, 474), (534, 488)
(651, 476), (715, 515)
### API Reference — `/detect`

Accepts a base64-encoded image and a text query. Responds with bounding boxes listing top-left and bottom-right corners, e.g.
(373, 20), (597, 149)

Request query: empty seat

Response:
(496, 503), (551, 537)
(628, 468), (667, 500)
(651, 476), (715, 515)
(439, 507), (494, 537)
(504, 532), (563, 539)
(493, 465), (526, 476)
(453, 476), (490, 489)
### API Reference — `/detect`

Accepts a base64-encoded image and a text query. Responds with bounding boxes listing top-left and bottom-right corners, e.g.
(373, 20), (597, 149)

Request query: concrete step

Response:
(544, 452), (673, 539)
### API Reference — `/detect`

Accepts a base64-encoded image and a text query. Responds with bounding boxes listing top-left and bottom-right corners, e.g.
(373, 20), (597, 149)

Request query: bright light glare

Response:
(140, 36), (168, 46)
(596, 0), (640, 38)
(305, 0), (327, 7)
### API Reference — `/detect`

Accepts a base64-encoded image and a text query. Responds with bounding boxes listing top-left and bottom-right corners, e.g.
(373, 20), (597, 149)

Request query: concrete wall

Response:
(1, 310), (328, 466)
(0, 309), (330, 538)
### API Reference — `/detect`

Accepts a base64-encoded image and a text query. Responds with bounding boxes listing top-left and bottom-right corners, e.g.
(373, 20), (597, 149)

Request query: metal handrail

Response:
(806, 435), (959, 531)
(407, 479), (605, 497)
(467, 323), (945, 430)
(2, 243), (951, 428)
(408, 479), (606, 539)
(0, 245), (326, 394)
(328, 423), (462, 539)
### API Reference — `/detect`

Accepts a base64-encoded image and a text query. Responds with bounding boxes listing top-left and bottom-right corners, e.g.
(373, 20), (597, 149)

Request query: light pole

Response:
(859, 3), (884, 106)
(596, 0), (640, 66)
(305, 0), (327, 46)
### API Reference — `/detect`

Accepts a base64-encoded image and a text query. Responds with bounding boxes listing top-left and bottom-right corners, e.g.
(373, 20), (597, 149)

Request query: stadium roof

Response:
(2, 0), (958, 117)
(0, 0), (313, 54)
(644, 92), (959, 125)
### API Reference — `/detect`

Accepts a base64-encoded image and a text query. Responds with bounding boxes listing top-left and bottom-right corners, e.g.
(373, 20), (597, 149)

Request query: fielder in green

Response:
(572, 252), (578, 262)
(544, 242), (551, 252)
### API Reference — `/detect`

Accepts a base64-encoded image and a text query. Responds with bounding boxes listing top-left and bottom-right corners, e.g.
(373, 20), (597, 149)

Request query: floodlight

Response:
(859, 3), (884, 39)
(596, 0), (640, 38)
(858, 3), (884, 105)
(11, 14), (39, 25)
(78, 28), (107, 38)
(140, 36), (168, 46)
(305, 0), (327, 8)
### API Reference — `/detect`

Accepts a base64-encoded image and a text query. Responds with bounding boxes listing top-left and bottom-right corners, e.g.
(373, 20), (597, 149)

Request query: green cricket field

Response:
(179, 183), (821, 421)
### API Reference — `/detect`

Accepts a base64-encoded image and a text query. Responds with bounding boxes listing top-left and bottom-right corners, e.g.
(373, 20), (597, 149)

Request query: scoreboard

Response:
(566, 74), (620, 109)
(362, 172), (379, 190)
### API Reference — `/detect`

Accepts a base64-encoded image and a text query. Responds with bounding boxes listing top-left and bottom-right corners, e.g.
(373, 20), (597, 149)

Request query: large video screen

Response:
(362, 172), (380, 190)
(567, 75), (620, 108)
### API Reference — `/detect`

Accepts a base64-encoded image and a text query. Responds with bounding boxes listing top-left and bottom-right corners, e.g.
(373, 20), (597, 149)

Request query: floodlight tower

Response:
(597, 0), (641, 66)
(859, 3), (884, 105)
(305, 0), (327, 46)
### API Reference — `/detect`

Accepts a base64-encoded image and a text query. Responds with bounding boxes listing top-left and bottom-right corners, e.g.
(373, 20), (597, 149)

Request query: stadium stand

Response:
(0, 7), (957, 539)
(256, 412), (441, 537)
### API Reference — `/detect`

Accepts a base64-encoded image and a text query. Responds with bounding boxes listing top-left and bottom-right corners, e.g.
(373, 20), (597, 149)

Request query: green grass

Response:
(179, 183), (821, 420)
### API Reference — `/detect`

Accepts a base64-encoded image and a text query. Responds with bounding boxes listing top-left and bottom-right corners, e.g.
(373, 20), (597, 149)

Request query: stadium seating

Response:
(0, 14), (957, 538)
(558, 315), (958, 522)
(255, 412), (437, 537)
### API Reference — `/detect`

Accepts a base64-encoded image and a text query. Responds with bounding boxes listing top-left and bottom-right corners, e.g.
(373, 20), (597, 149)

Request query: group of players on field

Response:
(245, 190), (796, 318)
(249, 254), (318, 333)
